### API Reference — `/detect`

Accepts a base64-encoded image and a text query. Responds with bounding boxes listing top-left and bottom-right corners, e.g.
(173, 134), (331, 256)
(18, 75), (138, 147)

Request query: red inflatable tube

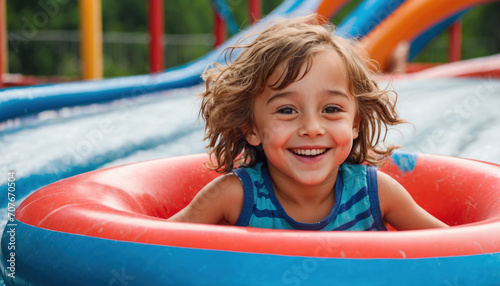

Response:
(14, 152), (500, 259)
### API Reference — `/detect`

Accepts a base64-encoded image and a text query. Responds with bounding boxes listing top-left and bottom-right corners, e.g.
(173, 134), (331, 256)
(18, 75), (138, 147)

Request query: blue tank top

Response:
(233, 161), (387, 231)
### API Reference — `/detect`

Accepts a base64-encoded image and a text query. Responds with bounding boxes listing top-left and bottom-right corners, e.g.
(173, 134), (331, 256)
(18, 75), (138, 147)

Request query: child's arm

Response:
(377, 171), (449, 230)
(168, 174), (244, 225)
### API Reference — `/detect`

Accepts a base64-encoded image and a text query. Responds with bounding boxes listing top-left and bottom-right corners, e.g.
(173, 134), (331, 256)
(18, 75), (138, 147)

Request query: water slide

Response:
(335, 0), (405, 39)
(0, 0), (328, 229)
(361, 0), (497, 71)
(2, 3), (500, 285)
(1, 3), (500, 285)
(1, 0), (499, 195)
(1, 0), (496, 124)
(407, 10), (466, 61)
(211, 0), (240, 35)
(2, 0), (497, 203)
(333, 0), (465, 61)
(0, 0), (324, 123)
(0, 0), (496, 176)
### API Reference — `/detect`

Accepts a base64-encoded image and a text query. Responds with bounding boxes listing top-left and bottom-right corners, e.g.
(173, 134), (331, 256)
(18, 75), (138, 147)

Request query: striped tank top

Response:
(233, 161), (387, 231)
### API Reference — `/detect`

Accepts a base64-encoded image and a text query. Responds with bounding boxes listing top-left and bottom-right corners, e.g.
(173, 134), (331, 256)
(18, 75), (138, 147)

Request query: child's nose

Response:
(298, 114), (325, 138)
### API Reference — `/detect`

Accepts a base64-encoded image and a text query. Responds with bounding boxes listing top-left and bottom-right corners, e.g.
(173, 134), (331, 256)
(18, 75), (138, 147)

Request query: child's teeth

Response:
(293, 149), (326, 156)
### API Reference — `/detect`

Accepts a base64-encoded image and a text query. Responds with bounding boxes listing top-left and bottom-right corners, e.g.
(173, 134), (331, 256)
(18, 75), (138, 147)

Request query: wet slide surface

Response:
(2, 77), (500, 225)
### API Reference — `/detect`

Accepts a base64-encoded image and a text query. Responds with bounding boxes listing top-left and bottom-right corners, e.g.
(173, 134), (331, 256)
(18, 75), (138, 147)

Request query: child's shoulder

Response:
(205, 172), (244, 198)
(199, 173), (245, 224)
(375, 169), (412, 219)
(375, 170), (406, 196)
(375, 169), (449, 229)
(168, 172), (244, 224)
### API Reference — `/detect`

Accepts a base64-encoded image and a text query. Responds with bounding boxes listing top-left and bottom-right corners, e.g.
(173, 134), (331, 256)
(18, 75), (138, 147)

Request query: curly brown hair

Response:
(199, 14), (405, 173)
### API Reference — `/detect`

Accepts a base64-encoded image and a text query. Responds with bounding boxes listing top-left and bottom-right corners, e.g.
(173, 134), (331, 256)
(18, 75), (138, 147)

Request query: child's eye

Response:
(323, 105), (342, 113)
(277, 107), (297, 114)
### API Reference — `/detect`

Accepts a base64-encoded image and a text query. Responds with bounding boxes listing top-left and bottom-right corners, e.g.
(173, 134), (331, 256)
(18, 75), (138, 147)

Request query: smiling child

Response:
(169, 14), (448, 231)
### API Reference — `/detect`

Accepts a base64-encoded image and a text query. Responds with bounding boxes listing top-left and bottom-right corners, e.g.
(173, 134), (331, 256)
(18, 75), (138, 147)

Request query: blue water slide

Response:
(0, 0), (323, 123)
(333, 0), (467, 62)
(408, 11), (466, 60)
(211, 0), (240, 35)
(335, 0), (406, 39)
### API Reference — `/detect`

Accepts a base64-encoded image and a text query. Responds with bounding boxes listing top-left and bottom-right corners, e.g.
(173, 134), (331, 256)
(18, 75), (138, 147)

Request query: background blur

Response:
(5, 0), (500, 79)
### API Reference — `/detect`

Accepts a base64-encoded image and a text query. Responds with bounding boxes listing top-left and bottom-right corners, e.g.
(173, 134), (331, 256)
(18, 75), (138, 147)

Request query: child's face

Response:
(245, 48), (359, 186)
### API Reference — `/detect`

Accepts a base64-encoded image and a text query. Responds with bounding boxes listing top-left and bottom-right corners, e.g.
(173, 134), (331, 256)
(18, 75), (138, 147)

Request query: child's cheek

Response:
(328, 123), (355, 144)
(259, 120), (289, 145)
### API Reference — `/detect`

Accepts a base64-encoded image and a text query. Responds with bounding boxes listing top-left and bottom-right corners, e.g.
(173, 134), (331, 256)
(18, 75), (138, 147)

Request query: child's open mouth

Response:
(291, 148), (329, 157)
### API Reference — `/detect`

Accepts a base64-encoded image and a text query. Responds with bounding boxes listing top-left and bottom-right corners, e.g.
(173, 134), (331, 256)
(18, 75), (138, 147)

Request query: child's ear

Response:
(242, 125), (261, 146)
(352, 116), (361, 139)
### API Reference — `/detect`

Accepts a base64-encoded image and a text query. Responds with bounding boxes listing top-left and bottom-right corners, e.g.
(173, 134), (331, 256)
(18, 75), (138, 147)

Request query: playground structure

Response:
(0, 0), (262, 86)
(1, 0), (498, 86)
(1, 0), (499, 123)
